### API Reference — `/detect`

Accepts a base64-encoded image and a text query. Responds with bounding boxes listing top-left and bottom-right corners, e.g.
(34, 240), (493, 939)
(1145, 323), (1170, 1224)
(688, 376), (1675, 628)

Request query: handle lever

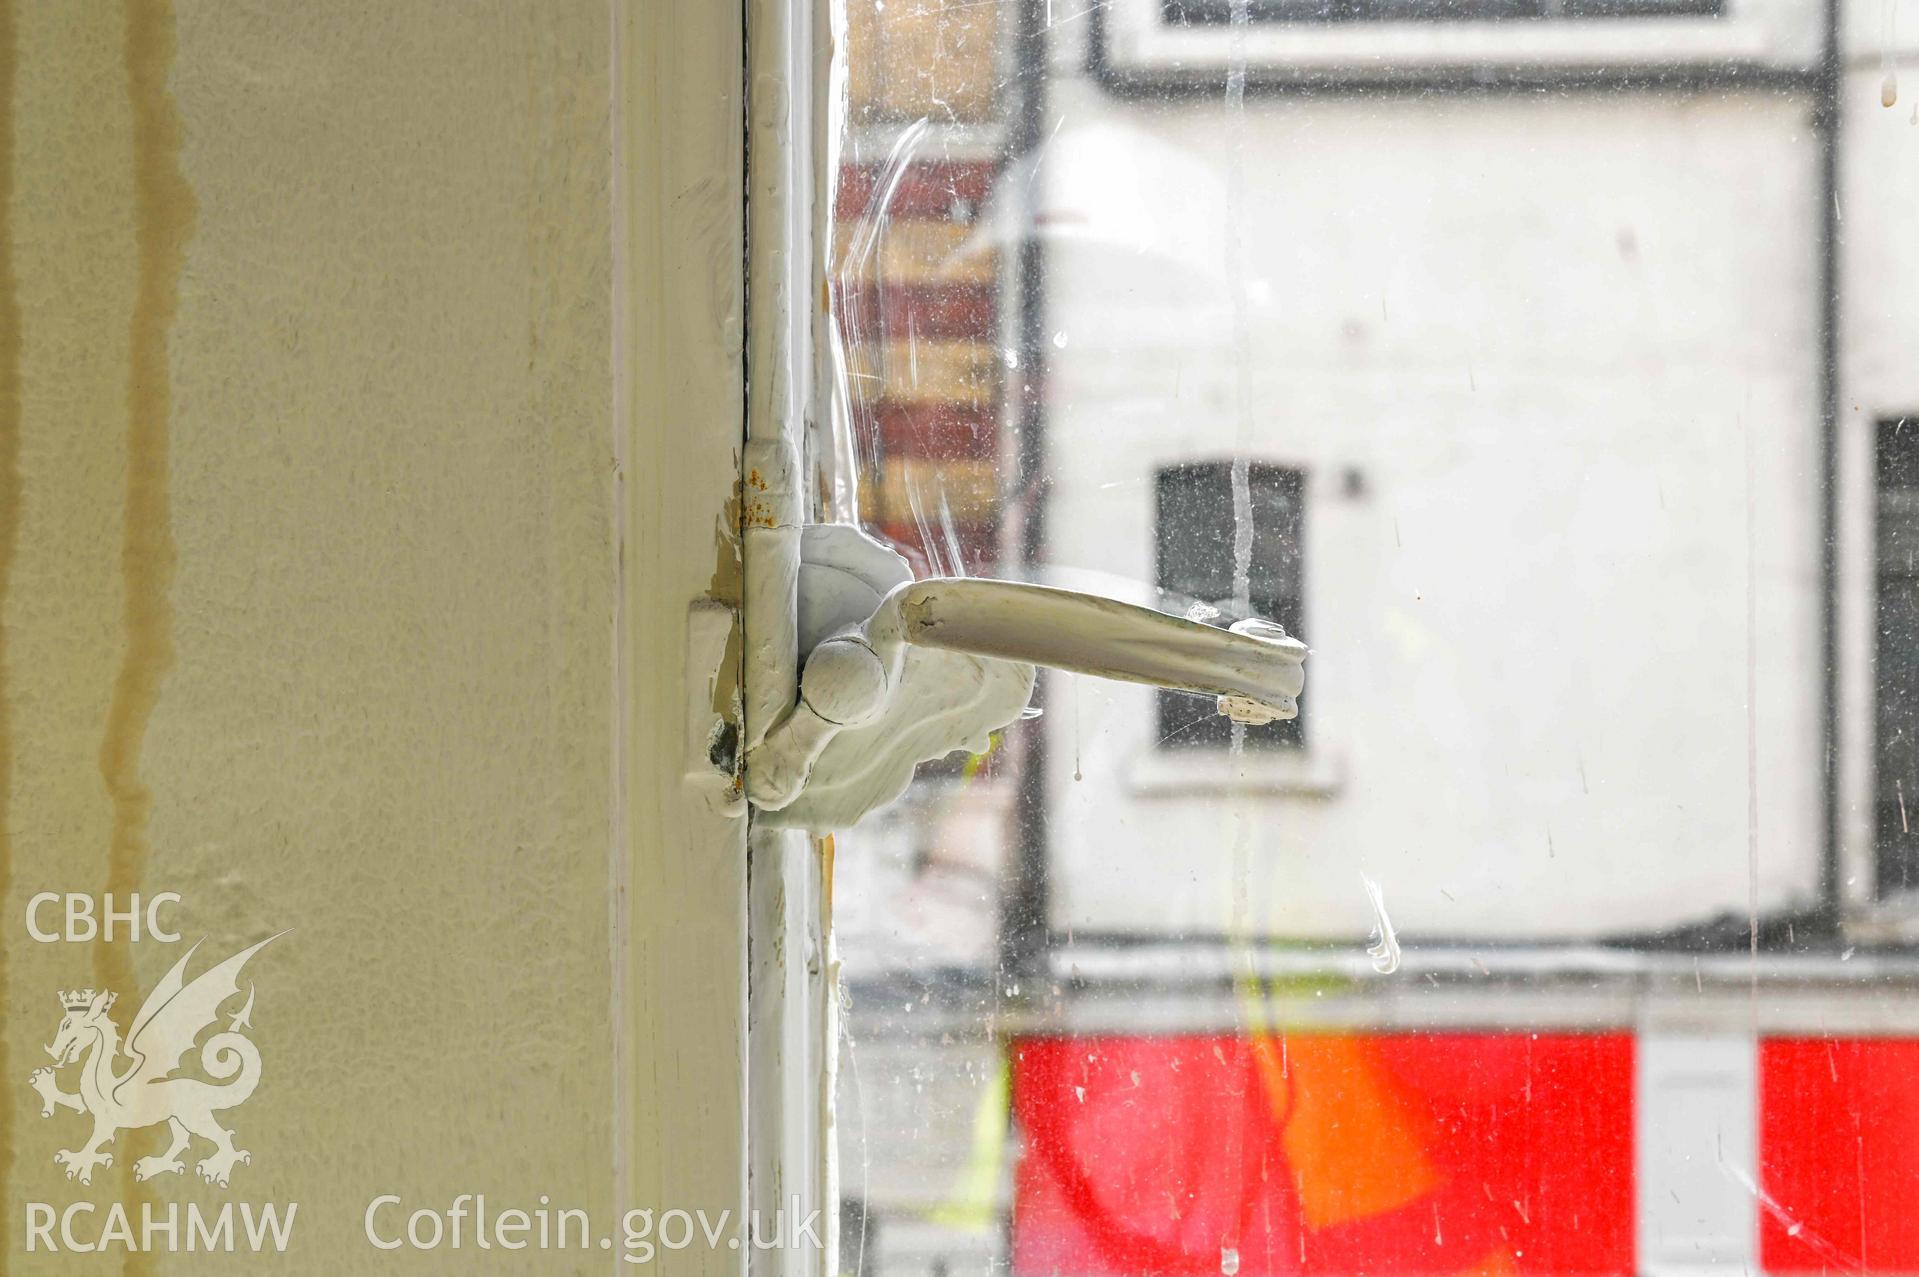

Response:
(889, 579), (1303, 722)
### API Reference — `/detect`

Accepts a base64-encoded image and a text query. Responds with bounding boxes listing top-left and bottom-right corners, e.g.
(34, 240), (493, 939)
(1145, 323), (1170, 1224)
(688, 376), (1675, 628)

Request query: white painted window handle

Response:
(873, 579), (1303, 721)
(747, 565), (1306, 830)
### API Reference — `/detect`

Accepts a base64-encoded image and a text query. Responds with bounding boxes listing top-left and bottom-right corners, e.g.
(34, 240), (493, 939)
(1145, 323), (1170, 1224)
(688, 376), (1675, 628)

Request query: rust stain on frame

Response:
(0, 0), (20, 1258)
(96, 0), (194, 1260)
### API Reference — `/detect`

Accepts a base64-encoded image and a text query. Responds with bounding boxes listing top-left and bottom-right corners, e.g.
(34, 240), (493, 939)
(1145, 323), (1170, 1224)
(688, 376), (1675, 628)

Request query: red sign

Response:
(1761, 1039), (1919, 1273)
(1013, 1032), (1636, 1276)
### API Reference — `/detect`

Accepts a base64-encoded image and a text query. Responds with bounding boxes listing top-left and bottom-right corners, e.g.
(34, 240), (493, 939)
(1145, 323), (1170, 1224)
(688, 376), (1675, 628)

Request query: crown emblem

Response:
(58, 989), (112, 1013)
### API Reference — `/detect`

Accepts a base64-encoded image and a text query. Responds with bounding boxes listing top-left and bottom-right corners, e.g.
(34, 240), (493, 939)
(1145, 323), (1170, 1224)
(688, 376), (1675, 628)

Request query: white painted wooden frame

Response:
(744, 2), (841, 1277)
(614, 5), (836, 1277)
(614, 7), (750, 1276)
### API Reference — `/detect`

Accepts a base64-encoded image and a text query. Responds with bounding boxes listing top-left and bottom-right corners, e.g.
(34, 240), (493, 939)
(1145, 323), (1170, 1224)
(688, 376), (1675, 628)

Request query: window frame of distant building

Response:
(1878, 418), (1919, 899)
(1090, 0), (1822, 95)
(1163, 0), (1720, 22)
(1153, 460), (1308, 752)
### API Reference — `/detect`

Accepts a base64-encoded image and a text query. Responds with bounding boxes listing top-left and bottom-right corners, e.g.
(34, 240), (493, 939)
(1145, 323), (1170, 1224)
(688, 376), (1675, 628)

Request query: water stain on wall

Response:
(94, 0), (194, 1264)
(3, 6), (619, 1268)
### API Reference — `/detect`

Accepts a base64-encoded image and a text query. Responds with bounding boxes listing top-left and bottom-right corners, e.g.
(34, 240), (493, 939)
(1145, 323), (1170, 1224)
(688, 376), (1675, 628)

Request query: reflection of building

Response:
(831, 6), (1025, 1276)
(830, 0), (1026, 971)
(833, 1), (1919, 1274)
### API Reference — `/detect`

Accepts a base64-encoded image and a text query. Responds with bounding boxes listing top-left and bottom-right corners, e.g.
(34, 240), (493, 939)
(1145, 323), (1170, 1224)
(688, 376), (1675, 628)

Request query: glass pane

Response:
(822, 1), (1916, 1274)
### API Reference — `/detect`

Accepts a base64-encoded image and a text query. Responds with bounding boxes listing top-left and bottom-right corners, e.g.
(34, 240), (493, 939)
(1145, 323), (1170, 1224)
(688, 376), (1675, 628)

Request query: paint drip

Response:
(1885, 0), (1901, 106)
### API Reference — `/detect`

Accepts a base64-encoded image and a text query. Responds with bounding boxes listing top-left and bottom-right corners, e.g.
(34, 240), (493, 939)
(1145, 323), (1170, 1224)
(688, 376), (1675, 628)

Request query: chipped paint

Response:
(710, 478), (746, 739)
(743, 437), (802, 749)
(819, 831), (835, 919)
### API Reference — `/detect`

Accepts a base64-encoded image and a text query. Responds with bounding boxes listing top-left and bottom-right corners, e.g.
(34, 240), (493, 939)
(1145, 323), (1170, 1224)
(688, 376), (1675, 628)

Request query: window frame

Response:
(615, 9), (756, 1277)
(1088, 0), (1822, 94)
(1163, 0), (1724, 24)
(619, 5), (836, 1276)
(1152, 459), (1308, 753)
(743, 2), (841, 1276)
(1876, 417), (1919, 899)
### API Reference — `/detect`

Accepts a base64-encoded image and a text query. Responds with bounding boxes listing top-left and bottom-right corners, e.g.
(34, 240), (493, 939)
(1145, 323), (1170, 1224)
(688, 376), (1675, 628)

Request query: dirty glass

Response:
(823, 0), (1918, 1273)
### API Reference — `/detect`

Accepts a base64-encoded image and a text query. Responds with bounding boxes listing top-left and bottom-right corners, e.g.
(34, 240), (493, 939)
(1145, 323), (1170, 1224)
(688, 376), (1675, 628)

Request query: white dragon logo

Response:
(28, 933), (284, 1188)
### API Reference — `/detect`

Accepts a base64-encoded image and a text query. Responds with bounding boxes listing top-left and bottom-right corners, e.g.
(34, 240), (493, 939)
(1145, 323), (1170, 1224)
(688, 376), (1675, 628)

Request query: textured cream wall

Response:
(2, 2), (619, 1271)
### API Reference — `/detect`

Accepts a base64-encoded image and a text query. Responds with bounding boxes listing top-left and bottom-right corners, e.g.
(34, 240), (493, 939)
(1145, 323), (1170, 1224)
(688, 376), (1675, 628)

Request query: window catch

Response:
(746, 525), (1306, 830)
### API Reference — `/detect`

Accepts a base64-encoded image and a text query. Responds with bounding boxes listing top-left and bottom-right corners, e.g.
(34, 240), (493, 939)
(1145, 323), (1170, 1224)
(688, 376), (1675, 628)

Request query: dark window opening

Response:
(1155, 462), (1305, 751)
(1163, 0), (1721, 24)
(1878, 418), (1919, 897)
